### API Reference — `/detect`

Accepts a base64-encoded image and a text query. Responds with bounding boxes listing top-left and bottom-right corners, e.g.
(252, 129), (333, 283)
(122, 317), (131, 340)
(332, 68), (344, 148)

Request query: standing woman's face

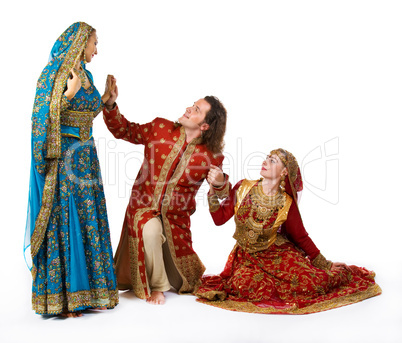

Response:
(84, 30), (98, 63)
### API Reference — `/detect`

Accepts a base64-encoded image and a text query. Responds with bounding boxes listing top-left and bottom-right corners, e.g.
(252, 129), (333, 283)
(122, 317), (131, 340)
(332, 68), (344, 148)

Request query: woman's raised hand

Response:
(65, 69), (81, 100)
(207, 165), (225, 194)
(103, 74), (118, 110)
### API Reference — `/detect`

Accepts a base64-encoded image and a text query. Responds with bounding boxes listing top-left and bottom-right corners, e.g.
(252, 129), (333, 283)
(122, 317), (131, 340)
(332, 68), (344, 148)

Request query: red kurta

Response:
(196, 180), (382, 314)
(103, 105), (228, 298)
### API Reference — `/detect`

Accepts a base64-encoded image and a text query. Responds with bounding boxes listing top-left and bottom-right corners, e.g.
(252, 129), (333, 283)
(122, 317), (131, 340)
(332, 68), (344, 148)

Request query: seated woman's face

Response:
(85, 31), (98, 63)
(260, 154), (285, 180)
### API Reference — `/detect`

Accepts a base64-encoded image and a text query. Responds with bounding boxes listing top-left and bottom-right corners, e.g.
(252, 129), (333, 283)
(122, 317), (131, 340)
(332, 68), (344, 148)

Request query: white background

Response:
(0, 0), (401, 342)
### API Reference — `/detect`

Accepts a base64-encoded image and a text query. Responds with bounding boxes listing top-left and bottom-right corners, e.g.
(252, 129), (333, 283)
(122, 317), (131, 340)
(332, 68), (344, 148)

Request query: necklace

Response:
(245, 182), (285, 235)
(74, 67), (87, 87)
(255, 181), (285, 209)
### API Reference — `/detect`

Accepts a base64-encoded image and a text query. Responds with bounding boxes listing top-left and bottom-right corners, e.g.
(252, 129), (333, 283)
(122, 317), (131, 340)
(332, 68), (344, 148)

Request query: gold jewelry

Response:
(244, 182), (285, 244)
(280, 174), (286, 193)
(255, 181), (286, 209)
(74, 67), (87, 87)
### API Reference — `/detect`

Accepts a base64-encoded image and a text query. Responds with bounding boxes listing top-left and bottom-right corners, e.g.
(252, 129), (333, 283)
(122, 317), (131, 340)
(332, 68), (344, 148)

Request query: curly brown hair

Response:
(201, 96), (227, 154)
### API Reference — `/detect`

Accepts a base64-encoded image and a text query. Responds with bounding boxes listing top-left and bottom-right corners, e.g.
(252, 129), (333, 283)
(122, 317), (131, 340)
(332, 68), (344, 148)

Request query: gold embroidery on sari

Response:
(31, 23), (93, 266)
(32, 288), (119, 315)
(197, 283), (382, 315)
(47, 23), (93, 159)
(60, 109), (98, 141)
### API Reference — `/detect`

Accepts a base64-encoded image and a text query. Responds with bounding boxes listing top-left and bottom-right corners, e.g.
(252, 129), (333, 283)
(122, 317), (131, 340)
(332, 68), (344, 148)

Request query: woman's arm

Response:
(64, 69), (81, 100)
(208, 180), (243, 226)
(282, 205), (352, 271)
(281, 203), (332, 269)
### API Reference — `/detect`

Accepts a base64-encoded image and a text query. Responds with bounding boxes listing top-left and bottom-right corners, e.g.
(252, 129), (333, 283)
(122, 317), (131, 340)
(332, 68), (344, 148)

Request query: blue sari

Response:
(25, 22), (118, 314)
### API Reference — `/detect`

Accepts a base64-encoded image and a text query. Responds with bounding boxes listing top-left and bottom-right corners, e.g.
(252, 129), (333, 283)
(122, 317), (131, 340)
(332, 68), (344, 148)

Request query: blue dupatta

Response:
(24, 22), (94, 272)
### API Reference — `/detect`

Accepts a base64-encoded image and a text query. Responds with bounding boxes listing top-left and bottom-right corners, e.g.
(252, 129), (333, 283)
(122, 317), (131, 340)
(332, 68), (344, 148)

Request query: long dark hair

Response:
(201, 96), (227, 154)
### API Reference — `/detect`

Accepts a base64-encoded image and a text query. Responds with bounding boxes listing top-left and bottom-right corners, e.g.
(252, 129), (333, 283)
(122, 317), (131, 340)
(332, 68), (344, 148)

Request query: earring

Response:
(280, 174), (286, 193)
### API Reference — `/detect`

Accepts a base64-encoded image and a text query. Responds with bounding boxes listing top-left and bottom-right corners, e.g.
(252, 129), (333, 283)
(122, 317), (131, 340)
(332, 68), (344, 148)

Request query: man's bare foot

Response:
(60, 311), (82, 318)
(146, 291), (165, 305)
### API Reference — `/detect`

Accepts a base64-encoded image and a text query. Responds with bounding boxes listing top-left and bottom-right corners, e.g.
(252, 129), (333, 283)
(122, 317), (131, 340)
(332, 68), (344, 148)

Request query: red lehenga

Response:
(196, 174), (381, 314)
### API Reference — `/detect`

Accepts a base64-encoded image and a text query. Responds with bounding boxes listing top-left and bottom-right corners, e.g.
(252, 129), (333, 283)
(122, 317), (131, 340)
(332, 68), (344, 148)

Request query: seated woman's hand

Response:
(330, 262), (351, 272)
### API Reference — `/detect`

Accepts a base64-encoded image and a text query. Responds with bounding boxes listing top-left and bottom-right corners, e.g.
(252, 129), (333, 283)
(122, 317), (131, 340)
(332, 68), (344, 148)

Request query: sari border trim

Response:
(47, 22), (93, 159)
(196, 283), (382, 315)
(32, 288), (119, 315)
(31, 22), (93, 272)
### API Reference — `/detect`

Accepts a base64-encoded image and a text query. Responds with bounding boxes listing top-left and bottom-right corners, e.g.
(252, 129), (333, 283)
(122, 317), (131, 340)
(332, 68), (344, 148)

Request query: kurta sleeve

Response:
(208, 180), (242, 226)
(103, 104), (152, 144)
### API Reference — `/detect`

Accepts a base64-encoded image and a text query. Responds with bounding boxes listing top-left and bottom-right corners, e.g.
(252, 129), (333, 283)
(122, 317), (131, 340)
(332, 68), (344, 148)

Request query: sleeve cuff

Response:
(208, 194), (220, 213)
(212, 173), (230, 199)
(311, 253), (332, 270)
(103, 102), (117, 114)
(103, 103), (123, 124)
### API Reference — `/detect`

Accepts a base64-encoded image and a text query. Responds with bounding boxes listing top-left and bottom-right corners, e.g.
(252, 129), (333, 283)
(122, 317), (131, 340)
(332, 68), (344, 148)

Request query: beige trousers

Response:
(142, 217), (182, 293)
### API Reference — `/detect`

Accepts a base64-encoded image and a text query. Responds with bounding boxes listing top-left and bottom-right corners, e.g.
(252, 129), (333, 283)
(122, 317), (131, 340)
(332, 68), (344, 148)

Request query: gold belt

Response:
(60, 110), (96, 141)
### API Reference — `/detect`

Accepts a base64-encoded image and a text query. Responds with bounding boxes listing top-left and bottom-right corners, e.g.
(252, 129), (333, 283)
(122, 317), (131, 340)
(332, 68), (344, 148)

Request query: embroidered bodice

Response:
(233, 181), (292, 253)
(60, 76), (103, 141)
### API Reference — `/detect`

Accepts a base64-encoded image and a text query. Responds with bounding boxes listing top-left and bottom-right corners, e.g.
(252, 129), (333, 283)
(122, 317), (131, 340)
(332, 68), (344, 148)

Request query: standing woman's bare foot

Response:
(146, 291), (165, 305)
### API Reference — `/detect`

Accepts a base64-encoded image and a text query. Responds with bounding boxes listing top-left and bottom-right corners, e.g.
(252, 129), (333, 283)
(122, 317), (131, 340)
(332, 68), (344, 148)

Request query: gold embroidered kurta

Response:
(103, 105), (228, 298)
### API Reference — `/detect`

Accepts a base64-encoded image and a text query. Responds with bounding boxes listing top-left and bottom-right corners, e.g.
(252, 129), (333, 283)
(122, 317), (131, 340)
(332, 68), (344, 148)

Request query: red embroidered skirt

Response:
(196, 242), (381, 314)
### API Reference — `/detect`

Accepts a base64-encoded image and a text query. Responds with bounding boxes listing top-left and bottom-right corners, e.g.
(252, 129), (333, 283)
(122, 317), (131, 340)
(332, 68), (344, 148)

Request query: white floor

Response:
(1, 258), (400, 343)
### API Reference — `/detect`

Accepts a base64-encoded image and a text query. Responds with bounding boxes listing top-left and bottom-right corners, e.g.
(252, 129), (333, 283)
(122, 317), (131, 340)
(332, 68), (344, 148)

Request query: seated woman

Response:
(196, 149), (381, 314)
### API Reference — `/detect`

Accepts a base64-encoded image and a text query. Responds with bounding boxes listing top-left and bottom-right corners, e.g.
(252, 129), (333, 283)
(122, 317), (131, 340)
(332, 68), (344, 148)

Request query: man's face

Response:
(179, 99), (211, 129)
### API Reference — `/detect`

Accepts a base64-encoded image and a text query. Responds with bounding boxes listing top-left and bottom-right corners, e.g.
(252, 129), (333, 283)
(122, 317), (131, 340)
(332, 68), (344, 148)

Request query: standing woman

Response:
(197, 149), (381, 314)
(24, 22), (118, 316)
